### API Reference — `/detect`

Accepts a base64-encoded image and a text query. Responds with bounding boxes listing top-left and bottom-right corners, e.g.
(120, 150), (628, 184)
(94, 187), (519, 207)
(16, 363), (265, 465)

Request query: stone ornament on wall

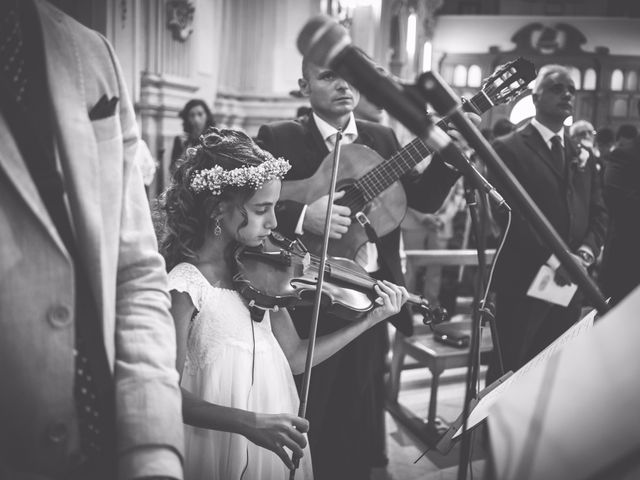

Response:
(512, 23), (587, 55)
(167, 0), (195, 42)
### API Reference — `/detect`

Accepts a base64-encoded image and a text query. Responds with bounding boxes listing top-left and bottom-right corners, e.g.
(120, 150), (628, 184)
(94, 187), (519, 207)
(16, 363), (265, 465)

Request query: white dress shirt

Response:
(294, 112), (379, 271)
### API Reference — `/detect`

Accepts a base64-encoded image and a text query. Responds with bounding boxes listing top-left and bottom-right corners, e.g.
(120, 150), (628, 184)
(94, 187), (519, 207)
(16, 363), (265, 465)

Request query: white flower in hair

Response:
(190, 157), (291, 195)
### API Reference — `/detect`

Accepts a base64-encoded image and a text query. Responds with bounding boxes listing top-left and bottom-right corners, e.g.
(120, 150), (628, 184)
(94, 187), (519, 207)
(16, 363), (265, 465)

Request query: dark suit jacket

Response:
(600, 137), (640, 303)
(257, 113), (460, 336)
(490, 122), (608, 296)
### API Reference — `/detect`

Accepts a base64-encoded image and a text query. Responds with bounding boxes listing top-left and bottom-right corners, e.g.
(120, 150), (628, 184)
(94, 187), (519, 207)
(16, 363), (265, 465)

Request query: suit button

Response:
(46, 421), (68, 444)
(48, 305), (72, 327)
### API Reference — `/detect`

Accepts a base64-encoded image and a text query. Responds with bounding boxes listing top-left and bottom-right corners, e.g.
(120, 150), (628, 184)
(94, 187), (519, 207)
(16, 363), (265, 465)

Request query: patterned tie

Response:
(550, 135), (565, 172)
(74, 332), (108, 458)
(0, 4), (28, 105)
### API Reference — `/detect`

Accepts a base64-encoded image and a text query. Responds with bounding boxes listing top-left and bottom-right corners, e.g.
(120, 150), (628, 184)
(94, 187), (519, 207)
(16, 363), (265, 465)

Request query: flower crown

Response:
(190, 156), (291, 196)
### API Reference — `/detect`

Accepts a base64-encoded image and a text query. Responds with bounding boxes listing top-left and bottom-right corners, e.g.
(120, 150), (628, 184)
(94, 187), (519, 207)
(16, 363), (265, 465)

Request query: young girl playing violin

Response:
(156, 127), (408, 480)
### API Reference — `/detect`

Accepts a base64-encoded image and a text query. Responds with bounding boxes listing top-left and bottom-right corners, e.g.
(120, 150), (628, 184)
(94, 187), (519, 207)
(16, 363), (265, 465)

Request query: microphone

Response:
(297, 15), (509, 211)
(297, 15), (431, 138)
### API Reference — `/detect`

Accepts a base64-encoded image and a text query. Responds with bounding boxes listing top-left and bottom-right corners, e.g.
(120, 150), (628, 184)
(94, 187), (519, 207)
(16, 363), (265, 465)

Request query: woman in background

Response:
(170, 98), (216, 174)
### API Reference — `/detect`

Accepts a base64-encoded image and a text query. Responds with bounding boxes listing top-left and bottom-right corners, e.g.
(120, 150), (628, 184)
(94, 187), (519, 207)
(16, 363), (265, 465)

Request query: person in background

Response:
(492, 117), (515, 139)
(157, 127), (407, 479)
(487, 65), (607, 384)
(613, 123), (638, 152)
(401, 181), (465, 307)
(0, 1), (183, 478)
(596, 126), (615, 159)
(170, 98), (216, 174)
(570, 120), (602, 183)
(600, 101), (640, 306)
(296, 105), (312, 118)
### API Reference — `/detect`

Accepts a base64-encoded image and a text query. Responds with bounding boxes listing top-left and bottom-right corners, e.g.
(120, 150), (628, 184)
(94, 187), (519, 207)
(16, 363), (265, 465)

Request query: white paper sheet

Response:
(526, 264), (578, 307)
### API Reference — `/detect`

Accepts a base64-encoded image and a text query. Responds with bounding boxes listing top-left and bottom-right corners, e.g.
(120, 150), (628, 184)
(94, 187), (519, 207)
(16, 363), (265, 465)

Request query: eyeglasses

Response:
(547, 83), (577, 95)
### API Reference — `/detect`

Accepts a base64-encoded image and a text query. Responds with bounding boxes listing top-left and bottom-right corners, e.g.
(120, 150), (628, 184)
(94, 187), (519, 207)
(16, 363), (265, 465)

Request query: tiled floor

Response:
(374, 366), (489, 480)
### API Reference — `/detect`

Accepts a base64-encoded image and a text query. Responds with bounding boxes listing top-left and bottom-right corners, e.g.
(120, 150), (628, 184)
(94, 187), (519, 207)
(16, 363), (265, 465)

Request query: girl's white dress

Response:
(168, 262), (313, 480)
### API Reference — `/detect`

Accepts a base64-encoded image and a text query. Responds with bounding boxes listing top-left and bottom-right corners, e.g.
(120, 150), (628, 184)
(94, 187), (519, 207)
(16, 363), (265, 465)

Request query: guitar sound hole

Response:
(337, 185), (367, 214)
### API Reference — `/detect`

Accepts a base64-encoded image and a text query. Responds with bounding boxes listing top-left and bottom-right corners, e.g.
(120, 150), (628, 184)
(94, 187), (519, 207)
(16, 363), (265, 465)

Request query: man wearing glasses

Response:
(486, 65), (607, 384)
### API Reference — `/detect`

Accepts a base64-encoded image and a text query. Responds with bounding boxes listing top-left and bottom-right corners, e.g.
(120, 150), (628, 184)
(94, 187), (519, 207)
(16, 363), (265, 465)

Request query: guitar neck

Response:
(355, 89), (493, 201)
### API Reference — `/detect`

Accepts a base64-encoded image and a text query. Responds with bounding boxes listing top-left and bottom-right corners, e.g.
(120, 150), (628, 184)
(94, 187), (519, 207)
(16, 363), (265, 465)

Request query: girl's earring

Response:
(214, 218), (222, 236)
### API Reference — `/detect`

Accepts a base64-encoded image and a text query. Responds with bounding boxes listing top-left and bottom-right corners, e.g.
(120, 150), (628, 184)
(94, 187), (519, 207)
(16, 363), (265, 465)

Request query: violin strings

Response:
(294, 253), (418, 302)
(308, 257), (373, 280)
(306, 256), (377, 285)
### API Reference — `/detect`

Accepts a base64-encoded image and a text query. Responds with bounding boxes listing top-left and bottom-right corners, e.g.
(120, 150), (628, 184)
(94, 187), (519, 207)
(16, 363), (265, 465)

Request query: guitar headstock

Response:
(481, 57), (537, 107)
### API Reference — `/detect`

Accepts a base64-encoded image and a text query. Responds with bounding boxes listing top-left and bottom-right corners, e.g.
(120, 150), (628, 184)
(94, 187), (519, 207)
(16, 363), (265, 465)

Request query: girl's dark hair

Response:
(156, 127), (270, 270)
(179, 99), (216, 134)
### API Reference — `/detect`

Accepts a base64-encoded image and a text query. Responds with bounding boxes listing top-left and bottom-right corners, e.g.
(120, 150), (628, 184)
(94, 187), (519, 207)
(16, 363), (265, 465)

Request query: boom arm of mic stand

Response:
(418, 71), (609, 316)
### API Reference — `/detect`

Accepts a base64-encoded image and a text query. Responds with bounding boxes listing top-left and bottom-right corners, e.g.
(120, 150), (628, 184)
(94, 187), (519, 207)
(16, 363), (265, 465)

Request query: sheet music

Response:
(489, 287), (640, 480)
(452, 309), (596, 439)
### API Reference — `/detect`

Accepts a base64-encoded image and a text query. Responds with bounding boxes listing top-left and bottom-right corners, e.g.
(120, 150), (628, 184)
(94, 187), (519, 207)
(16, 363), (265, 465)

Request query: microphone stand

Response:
(289, 131), (344, 480)
(413, 70), (610, 480)
(456, 180), (489, 480)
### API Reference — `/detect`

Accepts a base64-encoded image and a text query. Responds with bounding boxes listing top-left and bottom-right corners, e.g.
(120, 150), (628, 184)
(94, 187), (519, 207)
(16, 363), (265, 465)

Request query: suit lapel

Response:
(521, 123), (565, 180)
(0, 113), (69, 257)
(354, 125), (375, 150)
(37, 1), (105, 310)
(305, 114), (330, 158)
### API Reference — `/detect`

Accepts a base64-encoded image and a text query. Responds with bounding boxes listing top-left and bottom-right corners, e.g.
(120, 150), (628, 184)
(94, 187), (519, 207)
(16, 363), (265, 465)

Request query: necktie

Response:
(0, 4), (28, 105)
(550, 135), (565, 172)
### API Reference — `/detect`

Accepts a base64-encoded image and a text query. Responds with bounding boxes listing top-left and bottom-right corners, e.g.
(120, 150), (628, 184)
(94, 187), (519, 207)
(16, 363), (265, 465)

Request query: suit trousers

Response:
(294, 317), (388, 480)
(486, 291), (581, 385)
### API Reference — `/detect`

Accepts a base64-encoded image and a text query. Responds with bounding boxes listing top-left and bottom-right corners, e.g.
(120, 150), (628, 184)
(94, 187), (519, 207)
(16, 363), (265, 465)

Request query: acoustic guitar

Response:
(280, 57), (536, 260)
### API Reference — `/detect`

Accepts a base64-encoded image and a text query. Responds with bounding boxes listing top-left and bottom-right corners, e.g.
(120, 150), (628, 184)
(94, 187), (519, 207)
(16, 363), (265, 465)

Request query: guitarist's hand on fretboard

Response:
(303, 190), (352, 239)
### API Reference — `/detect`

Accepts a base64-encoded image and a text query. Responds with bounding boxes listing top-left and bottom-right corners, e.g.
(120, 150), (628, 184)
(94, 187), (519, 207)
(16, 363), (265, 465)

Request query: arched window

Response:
(453, 65), (468, 87)
(422, 41), (433, 72)
(569, 67), (581, 90)
(467, 65), (482, 88)
(625, 71), (638, 91)
(611, 69), (624, 91)
(612, 98), (628, 117)
(583, 69), (597, 91)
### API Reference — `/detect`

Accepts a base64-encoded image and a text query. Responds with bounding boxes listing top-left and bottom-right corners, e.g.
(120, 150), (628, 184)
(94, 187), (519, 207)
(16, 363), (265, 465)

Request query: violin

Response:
(232, 232), (446, 324)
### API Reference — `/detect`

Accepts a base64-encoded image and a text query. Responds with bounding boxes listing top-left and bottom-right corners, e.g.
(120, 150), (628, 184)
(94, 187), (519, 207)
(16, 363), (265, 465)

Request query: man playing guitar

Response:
(256, 55), (461, 480)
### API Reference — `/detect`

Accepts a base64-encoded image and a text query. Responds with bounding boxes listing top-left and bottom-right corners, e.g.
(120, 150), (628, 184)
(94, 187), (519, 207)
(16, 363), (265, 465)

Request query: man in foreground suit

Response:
(0, 1), (183, 478)
(487, 65), (607, 384)
(257, 56), (460, 479)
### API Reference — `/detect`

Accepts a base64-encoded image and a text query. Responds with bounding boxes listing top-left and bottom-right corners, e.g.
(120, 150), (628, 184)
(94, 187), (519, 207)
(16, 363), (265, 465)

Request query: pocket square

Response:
(89, 94), (119, 120)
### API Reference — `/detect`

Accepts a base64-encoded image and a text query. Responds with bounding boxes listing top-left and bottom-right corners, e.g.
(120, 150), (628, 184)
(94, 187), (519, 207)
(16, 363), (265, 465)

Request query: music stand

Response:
(435, 371), (513, 455)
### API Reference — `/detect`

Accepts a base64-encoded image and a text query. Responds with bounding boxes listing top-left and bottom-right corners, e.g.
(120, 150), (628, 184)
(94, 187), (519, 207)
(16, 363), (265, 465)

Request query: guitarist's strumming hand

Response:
(303, 190), (352, 238)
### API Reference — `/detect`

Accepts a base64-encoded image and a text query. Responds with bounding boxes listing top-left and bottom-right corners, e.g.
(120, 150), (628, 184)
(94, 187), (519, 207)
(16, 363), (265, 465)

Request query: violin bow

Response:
(289, 131), (345, 479)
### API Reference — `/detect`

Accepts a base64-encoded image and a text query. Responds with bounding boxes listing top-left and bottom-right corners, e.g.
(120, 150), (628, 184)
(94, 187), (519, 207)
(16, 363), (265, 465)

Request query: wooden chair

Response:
(386, 248), (496, 444)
